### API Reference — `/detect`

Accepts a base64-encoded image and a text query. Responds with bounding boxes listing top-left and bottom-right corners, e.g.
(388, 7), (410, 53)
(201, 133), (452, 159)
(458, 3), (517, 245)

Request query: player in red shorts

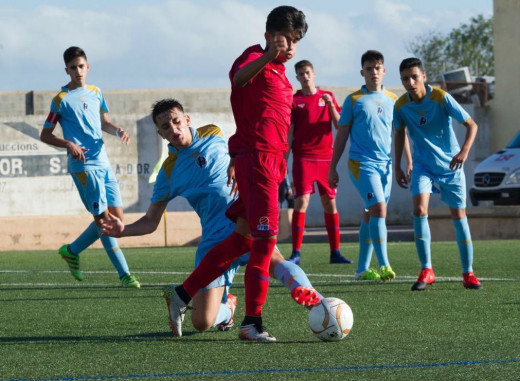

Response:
(150, 6), (310, 342)
(288, 60), (352, 265)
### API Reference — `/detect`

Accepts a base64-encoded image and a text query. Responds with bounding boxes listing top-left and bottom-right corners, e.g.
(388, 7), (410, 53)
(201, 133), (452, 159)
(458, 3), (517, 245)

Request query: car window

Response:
(506, 131), (520, 148)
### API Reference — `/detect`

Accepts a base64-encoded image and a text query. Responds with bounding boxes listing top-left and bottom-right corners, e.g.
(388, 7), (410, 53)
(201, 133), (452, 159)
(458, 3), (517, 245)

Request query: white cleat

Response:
(162, 284), (187, 337)
(238, 323), (276, 342)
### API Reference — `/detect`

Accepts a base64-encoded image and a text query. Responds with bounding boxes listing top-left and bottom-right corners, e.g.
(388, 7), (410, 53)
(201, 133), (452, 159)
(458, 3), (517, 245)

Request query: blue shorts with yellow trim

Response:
(71, 166), (122, 216)
(348, 159), (392, 209)
(411, 165), (466, 209)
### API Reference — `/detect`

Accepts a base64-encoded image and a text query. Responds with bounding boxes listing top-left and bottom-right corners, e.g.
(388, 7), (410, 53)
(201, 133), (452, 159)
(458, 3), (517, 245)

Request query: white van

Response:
(470, 130), (520, 205)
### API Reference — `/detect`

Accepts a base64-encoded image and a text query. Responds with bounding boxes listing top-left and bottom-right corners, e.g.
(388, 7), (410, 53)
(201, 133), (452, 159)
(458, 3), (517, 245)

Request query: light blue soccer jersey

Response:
(393, 85), (470, 175)
(43, 85), (110, 173)
(339, 85), (397, 164)
(151, 125), (235, 256)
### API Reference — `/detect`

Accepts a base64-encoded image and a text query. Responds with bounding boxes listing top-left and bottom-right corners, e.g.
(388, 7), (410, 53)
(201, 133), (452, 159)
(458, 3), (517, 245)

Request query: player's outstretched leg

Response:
(162, 284), (188, 337)
(59, 245), (83, 281)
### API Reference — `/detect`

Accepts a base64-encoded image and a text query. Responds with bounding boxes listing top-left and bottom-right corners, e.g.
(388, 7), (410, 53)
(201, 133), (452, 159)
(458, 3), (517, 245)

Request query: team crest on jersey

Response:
(196, 155), (207, 168)
(318, 98), (326, 107)
(419, 116), (427, 126)
(257, 216), (269, 231)
(297, 103), (306, 108)
(377, 106), (383, 115)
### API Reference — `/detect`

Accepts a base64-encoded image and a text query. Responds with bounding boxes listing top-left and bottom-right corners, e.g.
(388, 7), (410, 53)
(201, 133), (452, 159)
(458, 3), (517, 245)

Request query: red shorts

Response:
(292, 157), (336, 199)
(226, 151), (285, 237)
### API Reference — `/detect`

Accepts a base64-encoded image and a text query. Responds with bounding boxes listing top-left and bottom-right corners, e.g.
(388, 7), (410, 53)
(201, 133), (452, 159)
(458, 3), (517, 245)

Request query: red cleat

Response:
(291, 286), (322, 307)
(463, 272), (483, 290)
(411, 268), (436, 291)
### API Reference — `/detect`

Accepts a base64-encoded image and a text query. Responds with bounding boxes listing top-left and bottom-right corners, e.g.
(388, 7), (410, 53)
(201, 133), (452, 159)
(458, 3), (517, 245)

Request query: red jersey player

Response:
(151, 6), (311, 343)
(288, 60), (352, 264)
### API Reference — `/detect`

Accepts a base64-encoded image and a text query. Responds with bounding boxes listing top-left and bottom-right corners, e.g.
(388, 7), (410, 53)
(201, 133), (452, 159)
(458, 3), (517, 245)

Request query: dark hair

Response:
(151, 99), (184, 124)
(399, 57), (424, 73)
(266, 6), (308, 39)
(361, 50), (384, 67)
(294, 60), (313, 72)
(63, 46), (87, 65)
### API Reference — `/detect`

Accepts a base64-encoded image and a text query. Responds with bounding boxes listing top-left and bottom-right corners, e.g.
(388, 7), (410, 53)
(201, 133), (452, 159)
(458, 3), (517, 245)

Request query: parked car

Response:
(470, 130), (520, 205)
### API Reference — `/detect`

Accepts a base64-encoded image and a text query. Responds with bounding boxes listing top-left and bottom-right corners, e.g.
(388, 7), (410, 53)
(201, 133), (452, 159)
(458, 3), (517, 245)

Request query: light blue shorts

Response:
(194, 222), (248, 302)
(71, 166), (122, 216)
(348, 159), (392, 209)
(411, 166), (466, 209)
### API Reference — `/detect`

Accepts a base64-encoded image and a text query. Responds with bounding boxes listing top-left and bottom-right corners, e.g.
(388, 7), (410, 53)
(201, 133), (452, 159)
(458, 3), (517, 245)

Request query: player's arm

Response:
(101, 112), (130, 145)
(403, 133), (413, 179)
(233, 33), (288, 87)
(449, 118), (478, 170)
(394, 126), (409, 188)
(322, 93), (340, 129)
(100, 202), (166, 238)
(227, 157), (238, 197)
(328, 123), (351, 188)
(40, 124), (88, 163)
(287, 123), (294, 159)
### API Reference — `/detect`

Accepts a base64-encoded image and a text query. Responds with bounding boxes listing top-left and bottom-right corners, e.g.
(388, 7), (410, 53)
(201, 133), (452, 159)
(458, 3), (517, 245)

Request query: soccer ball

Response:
(308, 297), (353, 341)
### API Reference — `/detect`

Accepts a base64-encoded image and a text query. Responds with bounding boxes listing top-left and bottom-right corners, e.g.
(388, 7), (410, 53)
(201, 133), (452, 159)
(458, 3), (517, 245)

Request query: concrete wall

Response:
(0, 86), (493, 251)
(491, 0), (520, 151)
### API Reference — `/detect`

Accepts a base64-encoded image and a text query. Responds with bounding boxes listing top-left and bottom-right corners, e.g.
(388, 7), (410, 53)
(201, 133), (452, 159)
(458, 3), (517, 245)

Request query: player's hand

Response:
(328, 169), (339, 188)
(265, 32), (288, 61)
(321, 93), (333, 105)
(227, 159), (238, 198)
(99, 213), (124, 237)
(67, 142), (88, 163)
(449, 150), (467, 170)
(117, 128), (130, 145)
(396, 167), (409, 189)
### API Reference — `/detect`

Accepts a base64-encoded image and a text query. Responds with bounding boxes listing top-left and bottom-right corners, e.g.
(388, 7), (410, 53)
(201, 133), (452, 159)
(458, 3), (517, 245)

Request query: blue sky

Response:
(0, 0), (492, 91)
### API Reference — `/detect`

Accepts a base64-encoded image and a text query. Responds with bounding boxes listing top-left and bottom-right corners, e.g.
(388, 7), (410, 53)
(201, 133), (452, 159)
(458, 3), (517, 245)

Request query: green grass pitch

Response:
(1, 240), (519, 381)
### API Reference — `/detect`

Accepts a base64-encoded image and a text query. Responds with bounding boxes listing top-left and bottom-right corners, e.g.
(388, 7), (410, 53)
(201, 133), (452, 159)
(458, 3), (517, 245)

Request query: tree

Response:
(407, 14), (494, 79)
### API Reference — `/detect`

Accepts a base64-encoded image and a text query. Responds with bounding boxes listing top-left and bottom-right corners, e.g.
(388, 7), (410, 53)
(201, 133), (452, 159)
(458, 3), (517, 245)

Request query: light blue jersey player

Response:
(329, 51), (408, 282)
(100, 99), (322, 335)
(393, 57), (482, 291)
(40, 46), (139, 288)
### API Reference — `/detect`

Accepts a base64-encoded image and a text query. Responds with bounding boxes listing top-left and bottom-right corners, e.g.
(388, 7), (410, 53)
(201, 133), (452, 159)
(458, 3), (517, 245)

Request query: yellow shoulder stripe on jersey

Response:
(384, 90), (398, 101)
(197, 124), (223, 138)
(85, 84), (101, 95)
(429, 87), (447, 105)
(161, 152), (179, 179)
(394, 94), (410, 111)
(349, 89), (365, 106)
(52, 91), (68, 110)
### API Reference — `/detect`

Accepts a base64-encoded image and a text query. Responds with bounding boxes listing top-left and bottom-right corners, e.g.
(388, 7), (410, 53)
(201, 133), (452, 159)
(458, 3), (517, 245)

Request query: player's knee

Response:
(191, 314), (213, 332)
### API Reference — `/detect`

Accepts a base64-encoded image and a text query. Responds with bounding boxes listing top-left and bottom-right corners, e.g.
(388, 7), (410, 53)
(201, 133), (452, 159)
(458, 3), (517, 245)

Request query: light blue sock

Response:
(452, 217), (473, 273)
(212, 303), (232, 328)
(369, 217), (389, 267)
(99, 233), (130, 278)
(69, 222), (99, 255)
(413, 215), (432, 269)
(273, 261), (313, 291)
(356, 220), (373, 273)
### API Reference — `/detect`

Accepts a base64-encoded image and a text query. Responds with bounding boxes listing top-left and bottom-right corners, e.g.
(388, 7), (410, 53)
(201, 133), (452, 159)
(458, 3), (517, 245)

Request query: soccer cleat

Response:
(239, 323), (276, 342)
(217, 293), (238, 331)
(291, 286), (322, 307)
(329, 252), (353, 264)
(354, 268), (381, 281)
(162, 284), (188, 337)
(379, 266), (396, 281)
(58, 245), (82, 281)
(288, 250), (301, 264)
(120, 273), (141, 288)
(411, 268), (436, 291)
(463, 272), (483, 290)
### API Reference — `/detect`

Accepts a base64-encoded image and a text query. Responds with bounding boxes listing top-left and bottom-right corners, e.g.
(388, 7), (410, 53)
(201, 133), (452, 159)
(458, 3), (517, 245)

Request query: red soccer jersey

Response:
(291, 88), (341, 160)
(228, 45), (293, 155)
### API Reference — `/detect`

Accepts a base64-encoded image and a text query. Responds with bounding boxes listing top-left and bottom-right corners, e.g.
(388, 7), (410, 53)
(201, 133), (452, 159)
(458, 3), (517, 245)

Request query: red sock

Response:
(183, 232), (252, 297)
(244, 238), (276, 317)
(291, 210), (306, 251)
(324, 212), (340, 251)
